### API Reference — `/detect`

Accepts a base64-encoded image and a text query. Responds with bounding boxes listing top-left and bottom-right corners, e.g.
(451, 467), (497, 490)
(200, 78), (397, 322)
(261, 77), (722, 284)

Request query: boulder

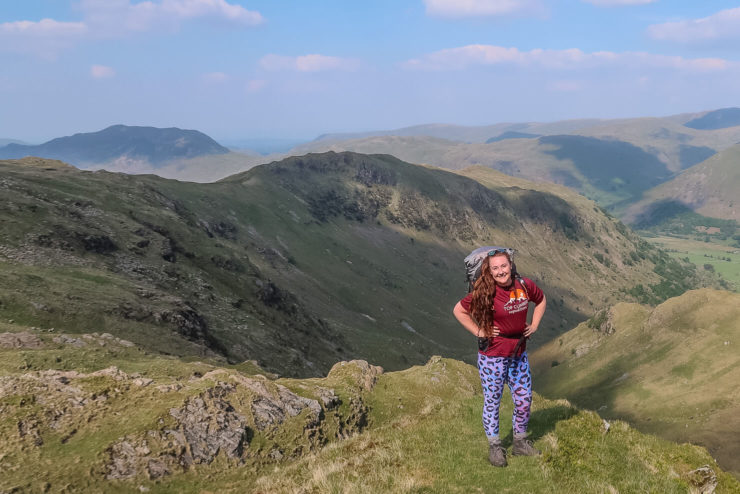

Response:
(0, 332), (44, 349)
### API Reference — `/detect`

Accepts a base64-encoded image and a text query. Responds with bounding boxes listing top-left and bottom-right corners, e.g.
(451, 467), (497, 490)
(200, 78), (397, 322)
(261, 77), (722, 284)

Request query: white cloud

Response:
(0, 19), (87, 57)
(0, 18), (87, 36)
(0, 0), (263, 56)
(582, 0), (656, 6)
(423, 0), (543, 18)
(647, 7), (740, 43)
(78, 0), (263, 35)
(260, 54), (359, 72)
(402, 44), (730, 72)
(90, 64), (115, 79)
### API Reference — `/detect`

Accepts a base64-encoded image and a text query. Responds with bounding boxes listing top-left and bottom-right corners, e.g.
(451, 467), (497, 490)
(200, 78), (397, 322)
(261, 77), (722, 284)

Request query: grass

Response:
(2, 329), (738, 493)
(531, 289), (740, 479)
(643, 235), (740, 291)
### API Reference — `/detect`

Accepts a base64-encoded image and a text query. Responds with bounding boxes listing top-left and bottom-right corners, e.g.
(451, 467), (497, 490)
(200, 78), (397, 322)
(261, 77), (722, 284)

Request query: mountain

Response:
(1, 331), (737, 492)
(0, 153), (712, 378)
(0, 124), (230, 167)
(313, 119), (608, 145)
(0, 138), (27, 147)
(291, 111), (740, 212)
(685, 107), (740, 130)
(292, 134), (677, 209)
(623, 143), (740, 226)
(530, 288), (740, 477)
(485, 131), (541, 143)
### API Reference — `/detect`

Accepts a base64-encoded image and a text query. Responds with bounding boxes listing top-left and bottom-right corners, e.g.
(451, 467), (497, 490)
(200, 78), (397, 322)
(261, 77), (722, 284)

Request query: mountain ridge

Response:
(0, 153), (712, 378)
(0, 124), (230, 167)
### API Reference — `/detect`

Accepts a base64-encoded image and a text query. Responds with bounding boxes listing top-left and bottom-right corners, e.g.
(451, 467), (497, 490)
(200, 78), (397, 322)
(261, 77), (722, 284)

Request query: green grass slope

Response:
(623, 144), (740, 224)
(531, 288), (740, 478)
(0, 154), (710, 378)
(1, 327), (737, 493)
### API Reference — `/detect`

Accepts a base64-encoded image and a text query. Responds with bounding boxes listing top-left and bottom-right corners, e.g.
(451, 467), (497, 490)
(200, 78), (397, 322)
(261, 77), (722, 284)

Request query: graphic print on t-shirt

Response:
(503, 288), (528, 314)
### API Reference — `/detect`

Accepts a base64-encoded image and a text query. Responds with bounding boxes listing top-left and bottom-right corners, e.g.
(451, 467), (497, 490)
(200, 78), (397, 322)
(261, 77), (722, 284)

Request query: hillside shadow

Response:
(679, 144), (716, 170)
(500, 404), (580, 446)
(540, 135), (671, 198)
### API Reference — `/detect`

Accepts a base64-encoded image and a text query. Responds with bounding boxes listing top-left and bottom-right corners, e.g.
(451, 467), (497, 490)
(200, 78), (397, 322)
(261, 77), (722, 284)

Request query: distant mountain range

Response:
(0, 138), (28, 147)
(684, 107), (740, 130)
(312, 108), (740, 144)
(290, 108), (740, 219)
(0, 124), (230, 167)
(3, 109), (738, 229)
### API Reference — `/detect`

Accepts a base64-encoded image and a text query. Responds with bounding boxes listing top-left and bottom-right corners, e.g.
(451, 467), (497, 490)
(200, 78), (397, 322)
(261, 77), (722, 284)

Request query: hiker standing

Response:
(453, 247), (547, 467)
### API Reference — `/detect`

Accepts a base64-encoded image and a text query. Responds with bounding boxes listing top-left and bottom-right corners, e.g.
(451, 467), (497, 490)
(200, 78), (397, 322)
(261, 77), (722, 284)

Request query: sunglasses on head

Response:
(488, 248), (509, 257)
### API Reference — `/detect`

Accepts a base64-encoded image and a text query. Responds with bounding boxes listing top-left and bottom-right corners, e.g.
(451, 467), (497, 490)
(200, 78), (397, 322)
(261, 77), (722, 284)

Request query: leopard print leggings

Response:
(477, 352), (532, 438)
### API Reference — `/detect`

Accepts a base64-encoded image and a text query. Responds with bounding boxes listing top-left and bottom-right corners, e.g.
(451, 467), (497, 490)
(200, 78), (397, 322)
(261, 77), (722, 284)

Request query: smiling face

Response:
(488, 252), (512, 287)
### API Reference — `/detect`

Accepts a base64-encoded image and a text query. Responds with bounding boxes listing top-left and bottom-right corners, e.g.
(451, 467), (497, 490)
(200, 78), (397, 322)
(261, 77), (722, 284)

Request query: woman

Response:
(453, 248), (546, 467)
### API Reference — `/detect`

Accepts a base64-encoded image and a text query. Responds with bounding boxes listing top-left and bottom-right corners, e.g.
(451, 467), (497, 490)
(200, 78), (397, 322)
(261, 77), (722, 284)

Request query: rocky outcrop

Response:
(168, 384), (251, 464)
(1, 355), (379, 484)
(0, 331), (44, 349)
(102, 363), (380, 482)
(245, 380), (322, 431)
(327, 359), (383, 391)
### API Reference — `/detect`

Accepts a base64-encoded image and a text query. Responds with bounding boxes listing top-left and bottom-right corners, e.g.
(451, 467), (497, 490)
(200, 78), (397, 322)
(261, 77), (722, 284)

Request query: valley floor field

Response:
(643, 235), (740, 291)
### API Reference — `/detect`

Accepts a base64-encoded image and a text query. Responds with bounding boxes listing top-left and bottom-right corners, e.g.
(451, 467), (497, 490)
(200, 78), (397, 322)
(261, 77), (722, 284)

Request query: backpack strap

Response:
(510, 275), (529, 358)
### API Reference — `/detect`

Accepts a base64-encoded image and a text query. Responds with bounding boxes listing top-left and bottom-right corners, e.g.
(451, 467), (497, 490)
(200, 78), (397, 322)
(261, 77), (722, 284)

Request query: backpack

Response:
(465, 246), (530, 356)
(464, 246), (528, 296)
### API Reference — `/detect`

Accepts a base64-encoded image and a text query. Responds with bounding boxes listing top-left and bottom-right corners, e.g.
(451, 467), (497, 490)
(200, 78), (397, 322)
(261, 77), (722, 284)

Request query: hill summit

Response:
(0, 125), (229, 167)
(0, 329), (737, 493)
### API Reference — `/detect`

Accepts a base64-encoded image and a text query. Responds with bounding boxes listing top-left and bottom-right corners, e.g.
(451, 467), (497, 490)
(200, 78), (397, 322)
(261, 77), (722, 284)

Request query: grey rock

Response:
(0, 332), (44, 349)
(52, 334), (87, 347)
(107, 440), (140, 480)
(315, 387), (340, 409)
(328, 360), (383, 391)
(250, 383), (322, 431)
(686, 465), (718, 494)
(168, 384), (250, 464)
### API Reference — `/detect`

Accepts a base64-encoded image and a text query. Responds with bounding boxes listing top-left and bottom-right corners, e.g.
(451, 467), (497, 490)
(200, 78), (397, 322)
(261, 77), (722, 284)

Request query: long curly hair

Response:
(470, 252), (510, 336)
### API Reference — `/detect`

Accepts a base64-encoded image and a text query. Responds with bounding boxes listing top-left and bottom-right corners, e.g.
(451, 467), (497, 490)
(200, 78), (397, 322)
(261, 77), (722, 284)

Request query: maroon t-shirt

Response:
(460, 277), (544, 357)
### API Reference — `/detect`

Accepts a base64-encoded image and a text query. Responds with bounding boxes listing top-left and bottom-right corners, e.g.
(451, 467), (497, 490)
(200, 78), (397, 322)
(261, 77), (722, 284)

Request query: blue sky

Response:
(2, 0), (740, 142)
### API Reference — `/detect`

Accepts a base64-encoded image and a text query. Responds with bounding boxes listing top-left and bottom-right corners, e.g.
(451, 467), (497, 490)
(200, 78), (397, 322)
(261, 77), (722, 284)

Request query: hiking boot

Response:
(488, 443), (507, 467)
(512, 437), (541, 456)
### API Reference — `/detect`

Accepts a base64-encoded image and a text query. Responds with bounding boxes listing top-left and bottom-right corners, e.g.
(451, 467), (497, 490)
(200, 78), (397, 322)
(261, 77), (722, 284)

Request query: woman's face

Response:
(488, 253), (512, 287)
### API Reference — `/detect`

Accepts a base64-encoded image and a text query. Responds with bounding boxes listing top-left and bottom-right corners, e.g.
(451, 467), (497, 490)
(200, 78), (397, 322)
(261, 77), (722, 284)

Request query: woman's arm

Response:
(453, 301), (499, 338)
(524, 294), (546, 337)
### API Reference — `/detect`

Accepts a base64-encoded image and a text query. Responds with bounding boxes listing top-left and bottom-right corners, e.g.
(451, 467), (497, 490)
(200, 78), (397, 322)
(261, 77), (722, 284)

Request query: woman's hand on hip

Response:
(523, 324), (538, 337)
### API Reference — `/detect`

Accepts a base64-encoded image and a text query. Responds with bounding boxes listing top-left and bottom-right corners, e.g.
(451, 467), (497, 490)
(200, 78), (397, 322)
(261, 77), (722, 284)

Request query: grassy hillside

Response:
(531, 289), (740, 478)
(623, 144), (740, 225)
(1, 326), (737, 493)
(685, 108), (740, 130)
(643, 235), (739, 291)
(0, 154), (711, 378)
